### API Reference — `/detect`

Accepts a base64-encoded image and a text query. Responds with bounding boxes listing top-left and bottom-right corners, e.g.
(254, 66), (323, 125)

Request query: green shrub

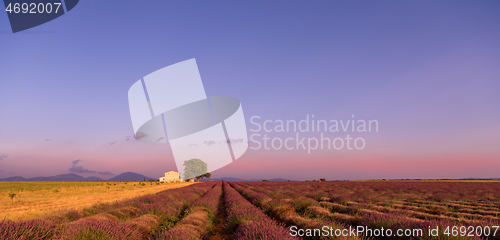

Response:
(8, 192), (16, 202)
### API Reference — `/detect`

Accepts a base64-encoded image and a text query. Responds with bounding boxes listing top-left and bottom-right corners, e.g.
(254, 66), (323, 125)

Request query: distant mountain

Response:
(85, 176), (103, 181)
(459, 177), (500, 180)
(0, 173), (102, 182)
(0, 176), (28, 181)
(200, 177), (247, 181)
(1, 173), (497, 182)
(108, 172), (156, 181)
(0, 172), (157, 182)
(250, 178), (290, 181)
(267, 178), (291, 181)
(200, 177), (291, 182)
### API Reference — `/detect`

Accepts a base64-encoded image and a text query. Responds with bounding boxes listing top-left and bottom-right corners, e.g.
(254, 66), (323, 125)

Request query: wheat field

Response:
(0, 181), (194, 220)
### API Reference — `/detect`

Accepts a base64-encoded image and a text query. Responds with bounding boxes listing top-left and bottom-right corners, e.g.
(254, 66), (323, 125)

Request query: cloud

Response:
(70, 159), (114, 175)
(204, 140), (216, 146)
(69, 165), (96, 174)
(0, 154), (9, 161)
(229, 138), (244, 144)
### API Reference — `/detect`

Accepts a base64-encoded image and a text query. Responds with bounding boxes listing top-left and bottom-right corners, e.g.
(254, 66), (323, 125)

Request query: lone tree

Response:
(183, 158), (207, 181)
(8, 192), (16, 203)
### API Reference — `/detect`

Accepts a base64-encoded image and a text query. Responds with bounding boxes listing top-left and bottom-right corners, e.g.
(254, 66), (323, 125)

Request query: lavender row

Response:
(237, 181), (500, 207)
(223, 181), (298, 240)
(238, 182), (500, 240)
(229, 182), (359, 240)
(0, 182), (216, 240)
(152, 182), (223, 240)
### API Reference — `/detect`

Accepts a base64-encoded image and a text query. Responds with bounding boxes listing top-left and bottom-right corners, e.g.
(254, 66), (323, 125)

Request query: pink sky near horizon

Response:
(1, 129), (498, 180)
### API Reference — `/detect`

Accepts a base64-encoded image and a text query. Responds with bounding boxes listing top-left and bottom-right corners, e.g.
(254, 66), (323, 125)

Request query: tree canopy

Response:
(183, 158), (207, 180)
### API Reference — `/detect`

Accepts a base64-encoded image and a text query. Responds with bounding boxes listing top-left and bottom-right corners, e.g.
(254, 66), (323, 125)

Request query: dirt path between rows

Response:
(206, 183), (229, 240)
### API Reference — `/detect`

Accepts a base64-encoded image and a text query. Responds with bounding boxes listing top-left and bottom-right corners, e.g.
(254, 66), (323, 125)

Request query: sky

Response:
(0, 0), (499, 180)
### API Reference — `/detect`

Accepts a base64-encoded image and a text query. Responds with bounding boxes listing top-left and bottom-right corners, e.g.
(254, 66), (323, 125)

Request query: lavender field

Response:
(1, 181), (499, 239)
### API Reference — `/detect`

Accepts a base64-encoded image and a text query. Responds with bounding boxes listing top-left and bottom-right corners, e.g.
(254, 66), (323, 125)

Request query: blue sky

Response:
(0, 0), (499, 180)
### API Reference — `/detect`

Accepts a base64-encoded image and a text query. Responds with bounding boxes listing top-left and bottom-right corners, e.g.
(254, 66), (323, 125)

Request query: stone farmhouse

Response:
(159, 171), (182, 182)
